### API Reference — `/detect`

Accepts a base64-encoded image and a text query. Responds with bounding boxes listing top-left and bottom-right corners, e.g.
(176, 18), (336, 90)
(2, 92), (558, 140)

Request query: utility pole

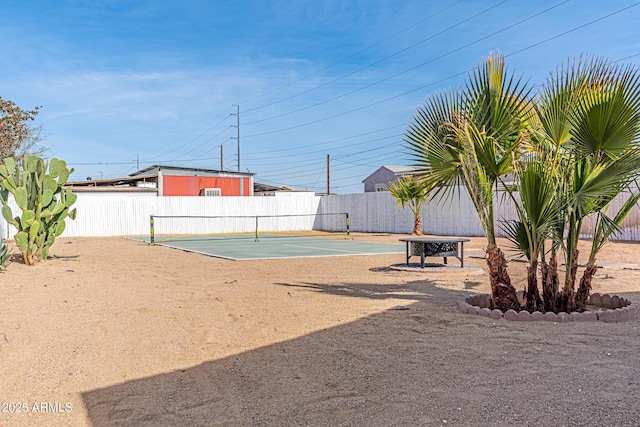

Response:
(135, 154), (139, 171)
(327, 154), (330, 195)
(231, 104), (240, 172)
(220, 145), (224, 170)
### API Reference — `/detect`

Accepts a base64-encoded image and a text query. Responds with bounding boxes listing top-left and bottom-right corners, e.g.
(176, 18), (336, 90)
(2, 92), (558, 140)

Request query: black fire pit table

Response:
(398, 237), (471, 268)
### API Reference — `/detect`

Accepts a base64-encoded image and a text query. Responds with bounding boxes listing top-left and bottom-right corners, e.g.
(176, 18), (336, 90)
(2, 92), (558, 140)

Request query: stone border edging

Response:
(458, 293), (640, 322)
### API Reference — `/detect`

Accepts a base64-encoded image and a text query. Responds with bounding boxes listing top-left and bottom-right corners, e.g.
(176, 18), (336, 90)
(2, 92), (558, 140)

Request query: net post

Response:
(255, 215), (259, 242)
(150, 215), (155, 244)
(345, 212), (350, 239)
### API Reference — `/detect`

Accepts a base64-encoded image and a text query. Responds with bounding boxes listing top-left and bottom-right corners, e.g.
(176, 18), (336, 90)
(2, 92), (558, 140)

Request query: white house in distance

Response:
(362, 165), (419, 192)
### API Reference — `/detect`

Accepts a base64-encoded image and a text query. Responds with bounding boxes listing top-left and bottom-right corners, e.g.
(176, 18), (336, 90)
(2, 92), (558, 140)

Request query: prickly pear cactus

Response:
(0, 155), (77, 265)
(0, 238), (9, 270)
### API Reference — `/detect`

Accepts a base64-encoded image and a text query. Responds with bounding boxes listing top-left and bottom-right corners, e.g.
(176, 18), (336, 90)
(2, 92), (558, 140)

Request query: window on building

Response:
(201, 188), (222, 196)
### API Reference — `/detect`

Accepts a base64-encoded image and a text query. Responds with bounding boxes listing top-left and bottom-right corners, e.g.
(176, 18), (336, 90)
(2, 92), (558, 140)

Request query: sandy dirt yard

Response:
(1, 233), (640, 426)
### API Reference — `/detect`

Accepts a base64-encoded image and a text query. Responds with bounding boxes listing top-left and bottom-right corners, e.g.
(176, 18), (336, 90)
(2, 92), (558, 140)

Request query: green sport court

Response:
(132, 233), (404, 261)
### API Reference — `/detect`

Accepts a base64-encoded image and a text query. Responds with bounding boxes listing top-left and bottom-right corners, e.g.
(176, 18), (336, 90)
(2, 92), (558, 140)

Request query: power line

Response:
(242, 1), (635, 140)
(170, 127), (231, 160)
(130, 0), (616, 170)
(614, 52), (640, 63)
(70, 3), (640, 191)
(239, 0), (465, 106)
(245, 124), (402, 155)
(145, 107), (234, 161)
(242, 134), (399, 162)
(128, 3), (477, 166)
(243, 0), (569, 128)
(504, 1), (640, 60)
(69, 156), (221, 167)
(243, 0), (508, 116)
(258, 146), (404, 181)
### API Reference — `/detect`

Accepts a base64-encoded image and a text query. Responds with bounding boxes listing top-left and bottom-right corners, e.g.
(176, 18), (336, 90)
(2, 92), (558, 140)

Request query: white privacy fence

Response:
(321, 190), (492, 236)
(323, 190), (640, 241)
(0, 193), (323, 239)
(2, 189), (640, 241)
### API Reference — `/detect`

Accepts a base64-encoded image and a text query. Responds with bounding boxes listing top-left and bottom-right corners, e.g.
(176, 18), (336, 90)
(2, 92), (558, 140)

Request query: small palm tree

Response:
(575, 188), (640, 310)
(387, 175), (433, 235)
(503, 158), (564, 312)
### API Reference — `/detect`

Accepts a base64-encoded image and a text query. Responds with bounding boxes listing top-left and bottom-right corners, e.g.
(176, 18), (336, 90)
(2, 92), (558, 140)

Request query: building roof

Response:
(362, 165), (420, 183)
(67, 175), (157, 187)
(130, 165), (254, 177)
(68, 186), (158, 193)
(68, 175), (299, 194)
(382, 165), (419, 174)
(254, 182), (295, 193)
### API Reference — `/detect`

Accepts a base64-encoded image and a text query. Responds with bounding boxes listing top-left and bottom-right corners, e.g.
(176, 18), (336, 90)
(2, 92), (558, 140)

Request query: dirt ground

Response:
(1, 233), (640, 426)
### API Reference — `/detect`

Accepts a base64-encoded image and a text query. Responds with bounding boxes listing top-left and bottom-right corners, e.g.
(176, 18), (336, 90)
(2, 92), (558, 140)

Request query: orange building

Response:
(130, 165), (254, 196)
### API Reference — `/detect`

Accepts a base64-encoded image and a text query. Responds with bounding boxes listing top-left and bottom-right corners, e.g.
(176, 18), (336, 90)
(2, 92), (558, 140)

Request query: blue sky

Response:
(2, 0), (640, 193)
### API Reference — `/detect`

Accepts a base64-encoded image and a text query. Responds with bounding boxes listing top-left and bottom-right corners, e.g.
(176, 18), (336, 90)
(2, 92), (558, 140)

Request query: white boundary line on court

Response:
(129, 237), (403, 261)
(282, 243), (389, 255)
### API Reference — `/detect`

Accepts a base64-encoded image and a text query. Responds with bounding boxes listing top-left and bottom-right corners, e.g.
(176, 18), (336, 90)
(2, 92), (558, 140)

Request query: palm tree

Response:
(406, 51), (533, 310)
(502, 161), (557, 312)
(574, 187), (640, 310)
(387, 175), (433, 235)
(532, 57), (640, 312)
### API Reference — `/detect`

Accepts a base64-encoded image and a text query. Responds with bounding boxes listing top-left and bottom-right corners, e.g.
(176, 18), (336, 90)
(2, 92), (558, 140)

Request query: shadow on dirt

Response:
(81, 290), (640, 427)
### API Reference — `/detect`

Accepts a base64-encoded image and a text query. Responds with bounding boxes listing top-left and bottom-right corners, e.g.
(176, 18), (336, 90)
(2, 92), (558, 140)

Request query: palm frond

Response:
(405, 89), (463, 190)
(464, 51), (534, 143)
(572, 151), (640, 216)
(387, 175), (433, 217)
(502, 219), (531, 260)
(570, 61), (640, 159)
(588, 188), (640, 262)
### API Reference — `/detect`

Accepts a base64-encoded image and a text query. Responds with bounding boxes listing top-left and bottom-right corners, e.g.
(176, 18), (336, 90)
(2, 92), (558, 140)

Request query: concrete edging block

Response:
(460, 293), (639, 322)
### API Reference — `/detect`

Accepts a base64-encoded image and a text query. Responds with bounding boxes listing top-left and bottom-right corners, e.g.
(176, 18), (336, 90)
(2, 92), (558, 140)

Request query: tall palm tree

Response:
(532, 58), (640, 312)
(406, 52), (533, 310)
(387, 175), (433, 235)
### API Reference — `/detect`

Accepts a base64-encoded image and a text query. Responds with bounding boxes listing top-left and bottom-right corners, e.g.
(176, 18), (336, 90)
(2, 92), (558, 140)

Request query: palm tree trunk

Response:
(486, 244), (520, 310)
(413, 215), (423, 235)
(524, 260), (543, 312)
(541, 250), (559, 312)
(559, 248), (580, 312)
(566, 248), (580, 291)
(574, 262), (597, 312)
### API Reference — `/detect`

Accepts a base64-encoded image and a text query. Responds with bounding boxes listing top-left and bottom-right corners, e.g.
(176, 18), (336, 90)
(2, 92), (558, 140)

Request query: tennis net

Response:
(149, 212), (350, 243)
